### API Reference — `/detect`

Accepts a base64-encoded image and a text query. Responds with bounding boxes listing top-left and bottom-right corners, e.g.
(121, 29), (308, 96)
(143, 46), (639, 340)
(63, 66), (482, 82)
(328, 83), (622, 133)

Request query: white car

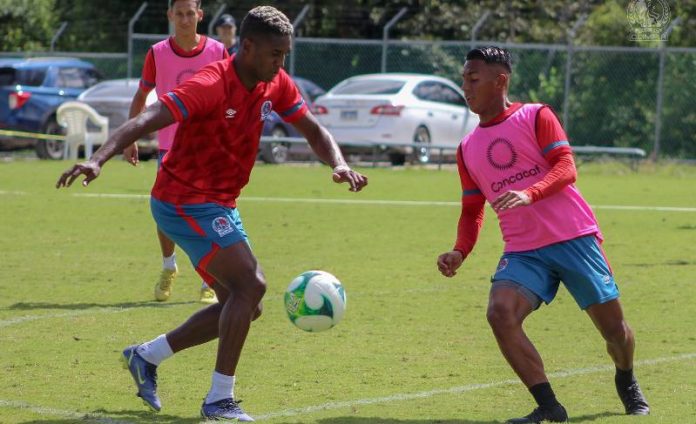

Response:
(313, 73), (479, 165)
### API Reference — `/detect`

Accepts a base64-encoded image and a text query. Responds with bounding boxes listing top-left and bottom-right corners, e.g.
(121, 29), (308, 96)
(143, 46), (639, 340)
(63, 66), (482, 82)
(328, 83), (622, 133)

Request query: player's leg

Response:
(154, 228), (179, 301)
(489, 254), (568, 424)
(586, 299), (649, 415)
(154, 149), (178, 301)
(192, 241), (262, 422)
(488, 283), (568, 424)
(554, 235), (649, 415)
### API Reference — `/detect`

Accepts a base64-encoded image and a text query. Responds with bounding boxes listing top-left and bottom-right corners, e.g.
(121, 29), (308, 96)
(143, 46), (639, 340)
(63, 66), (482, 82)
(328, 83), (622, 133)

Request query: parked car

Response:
(312, 73), (479, 165)
(76, 78), (159, 160)
(259, 76), (326, 163)
(0, 57), (102, 159)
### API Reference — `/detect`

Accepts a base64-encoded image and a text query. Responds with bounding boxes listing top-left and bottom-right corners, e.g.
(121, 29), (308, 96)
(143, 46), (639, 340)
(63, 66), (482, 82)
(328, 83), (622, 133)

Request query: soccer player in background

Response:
(436, 46), (649, 423)
(215, 13), (238, 55)
(57, 6), (368, 421)
(123, 0), (228, 305)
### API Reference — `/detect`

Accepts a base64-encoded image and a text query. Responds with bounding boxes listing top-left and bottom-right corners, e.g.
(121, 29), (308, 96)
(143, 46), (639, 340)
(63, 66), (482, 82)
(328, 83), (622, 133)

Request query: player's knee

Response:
(252, 302), (263, 321)
(603, 320), (633, 345)
(486, 303), (517, 331)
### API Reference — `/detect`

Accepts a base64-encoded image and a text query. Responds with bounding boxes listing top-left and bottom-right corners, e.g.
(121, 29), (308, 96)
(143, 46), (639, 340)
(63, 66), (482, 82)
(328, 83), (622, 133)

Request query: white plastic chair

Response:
(56, 101), (109, 160)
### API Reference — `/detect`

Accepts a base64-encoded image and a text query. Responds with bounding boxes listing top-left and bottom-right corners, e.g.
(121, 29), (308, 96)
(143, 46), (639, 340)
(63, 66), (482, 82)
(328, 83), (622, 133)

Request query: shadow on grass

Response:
(312, 418), (500, 424)
(569, 411), (625, 422)
(19, 409), (203, 424)
(303, 410), (624, 424)
(16, 410), (626, 424)
(5, 300), (196, 311)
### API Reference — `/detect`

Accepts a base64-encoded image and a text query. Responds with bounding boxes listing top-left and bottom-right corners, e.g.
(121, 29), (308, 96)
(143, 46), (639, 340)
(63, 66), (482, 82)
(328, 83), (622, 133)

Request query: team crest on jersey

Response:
(212, 216), (235, 237)
(487, 138), (517, 170)
(497, 258), (509, 271)
(260, 100), (273, 121)
(176, 69), (196, 85)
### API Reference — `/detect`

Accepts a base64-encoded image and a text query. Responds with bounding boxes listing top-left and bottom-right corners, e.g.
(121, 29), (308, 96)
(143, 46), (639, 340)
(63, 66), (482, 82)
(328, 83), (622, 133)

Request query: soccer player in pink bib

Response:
(57, 6), (367, 421)
(437, 46), (649, 423)
(125, 0), (229, 304)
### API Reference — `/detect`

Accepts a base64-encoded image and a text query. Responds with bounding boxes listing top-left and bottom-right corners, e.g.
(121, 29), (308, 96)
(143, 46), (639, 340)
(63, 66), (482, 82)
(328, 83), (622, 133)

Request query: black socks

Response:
(530, 382), (561, 408)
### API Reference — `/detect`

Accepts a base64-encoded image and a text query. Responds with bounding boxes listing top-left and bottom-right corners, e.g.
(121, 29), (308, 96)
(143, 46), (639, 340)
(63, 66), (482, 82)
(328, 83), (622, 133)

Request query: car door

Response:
(412, 80), (463, 146)
(435, 82), (477, 143)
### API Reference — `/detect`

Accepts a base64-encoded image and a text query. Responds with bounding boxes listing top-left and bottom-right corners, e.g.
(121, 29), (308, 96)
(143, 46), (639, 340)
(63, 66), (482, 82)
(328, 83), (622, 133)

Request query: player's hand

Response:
(55, 161), (101, 188)
(332, 165), (368, 192)
(122, 143), (139, 166)
(491, 190), (531, 212)
(437, 250), (464, 278)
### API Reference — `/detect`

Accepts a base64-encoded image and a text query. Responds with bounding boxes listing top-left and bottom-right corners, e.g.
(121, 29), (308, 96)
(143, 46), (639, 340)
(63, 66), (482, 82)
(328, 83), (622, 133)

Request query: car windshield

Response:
(332, 79), (405, 95)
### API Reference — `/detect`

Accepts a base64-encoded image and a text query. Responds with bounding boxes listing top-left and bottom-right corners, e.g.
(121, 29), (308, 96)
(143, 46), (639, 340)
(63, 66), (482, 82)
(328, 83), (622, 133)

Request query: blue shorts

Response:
(150, 197), (249, 284)
(491, 235), (619, 310)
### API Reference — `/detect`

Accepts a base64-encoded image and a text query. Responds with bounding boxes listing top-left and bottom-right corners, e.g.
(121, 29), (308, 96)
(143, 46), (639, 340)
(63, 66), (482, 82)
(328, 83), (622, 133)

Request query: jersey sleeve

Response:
(159, 63), (225, 122)
(273, 70), (308, 123)
(139, 49), (156, 93)
(523, 106), (577, 202)
(453, 144), (486, 257)
(536, 105), (572, 161)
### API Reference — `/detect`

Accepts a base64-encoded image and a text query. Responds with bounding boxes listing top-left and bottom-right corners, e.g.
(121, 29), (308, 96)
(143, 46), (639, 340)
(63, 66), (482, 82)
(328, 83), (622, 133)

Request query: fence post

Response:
(50, 22), (68, 52)
(381, 7), (407, 73)
(562, 15), (586, 134)
(289, 5), (311, 76)
(127, 2), (148, 80)
(470, 11), (490, 49)
(653, 17), (681, 160)
(207, 4), (227, 37)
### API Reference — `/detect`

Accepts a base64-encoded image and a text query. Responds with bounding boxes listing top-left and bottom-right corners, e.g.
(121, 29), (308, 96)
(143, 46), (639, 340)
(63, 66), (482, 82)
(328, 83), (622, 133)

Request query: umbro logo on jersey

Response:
(225, 108), (237, 119)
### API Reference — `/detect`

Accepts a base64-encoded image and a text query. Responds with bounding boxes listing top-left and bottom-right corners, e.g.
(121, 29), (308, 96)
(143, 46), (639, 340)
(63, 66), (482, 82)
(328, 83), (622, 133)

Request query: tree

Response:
(0, 0), (58, 52)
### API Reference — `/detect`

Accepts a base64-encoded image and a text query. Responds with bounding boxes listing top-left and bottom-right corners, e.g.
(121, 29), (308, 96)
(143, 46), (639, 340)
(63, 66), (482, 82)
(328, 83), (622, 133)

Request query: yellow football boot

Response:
(154, 267), (178, 301)
(199, 285), (218, 304)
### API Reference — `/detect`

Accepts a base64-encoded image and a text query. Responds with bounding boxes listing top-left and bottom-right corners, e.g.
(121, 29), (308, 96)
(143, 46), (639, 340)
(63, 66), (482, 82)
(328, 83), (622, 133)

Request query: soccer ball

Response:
(284, 270), (346, 332)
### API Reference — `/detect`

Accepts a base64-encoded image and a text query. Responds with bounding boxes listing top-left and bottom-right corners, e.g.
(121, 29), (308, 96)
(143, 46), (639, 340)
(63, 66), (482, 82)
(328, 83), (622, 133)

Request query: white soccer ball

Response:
(284, 270), (347, 332)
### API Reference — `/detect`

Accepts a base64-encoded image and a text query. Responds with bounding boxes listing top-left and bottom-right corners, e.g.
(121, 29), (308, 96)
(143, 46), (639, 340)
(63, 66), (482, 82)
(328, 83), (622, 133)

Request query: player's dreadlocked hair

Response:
(466, 46), (512, 73)
(239, 6), (294, 42)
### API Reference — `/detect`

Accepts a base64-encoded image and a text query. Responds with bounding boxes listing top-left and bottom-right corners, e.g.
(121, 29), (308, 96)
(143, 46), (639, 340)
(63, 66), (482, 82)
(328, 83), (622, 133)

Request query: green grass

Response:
(0, 159), (695, 423)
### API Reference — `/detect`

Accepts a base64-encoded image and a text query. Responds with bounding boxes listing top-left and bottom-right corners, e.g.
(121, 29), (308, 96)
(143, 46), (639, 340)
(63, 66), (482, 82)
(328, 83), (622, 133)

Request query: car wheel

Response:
(413, 125), (431, 164)
(260, 126), (290, 164)
(35, 117), (65, 160)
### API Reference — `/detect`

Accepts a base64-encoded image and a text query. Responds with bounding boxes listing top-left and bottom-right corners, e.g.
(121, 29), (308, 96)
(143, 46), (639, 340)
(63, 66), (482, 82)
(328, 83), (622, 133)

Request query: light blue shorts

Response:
(150, 197), (249, 284)
(491, 235), (619, 310)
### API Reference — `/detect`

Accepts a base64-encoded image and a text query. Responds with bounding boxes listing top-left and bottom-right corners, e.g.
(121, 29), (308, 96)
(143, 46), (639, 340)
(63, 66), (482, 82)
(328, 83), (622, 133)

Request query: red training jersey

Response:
(152, 57), (308, 207)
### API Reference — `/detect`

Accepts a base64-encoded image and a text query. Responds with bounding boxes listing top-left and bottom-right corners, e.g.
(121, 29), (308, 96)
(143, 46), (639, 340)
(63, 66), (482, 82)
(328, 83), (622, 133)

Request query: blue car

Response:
(258, 76), (325, 163)
(0, 57), (101, 159)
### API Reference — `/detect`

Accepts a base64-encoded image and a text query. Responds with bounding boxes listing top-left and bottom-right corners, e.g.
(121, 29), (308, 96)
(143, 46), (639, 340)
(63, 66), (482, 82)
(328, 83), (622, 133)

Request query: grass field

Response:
(1, 159), (695, 424)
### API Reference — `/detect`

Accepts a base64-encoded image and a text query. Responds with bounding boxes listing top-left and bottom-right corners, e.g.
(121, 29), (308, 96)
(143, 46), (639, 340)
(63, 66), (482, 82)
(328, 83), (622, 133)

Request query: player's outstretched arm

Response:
(291, 113), (368, 192)
(56, 101), (175, 189)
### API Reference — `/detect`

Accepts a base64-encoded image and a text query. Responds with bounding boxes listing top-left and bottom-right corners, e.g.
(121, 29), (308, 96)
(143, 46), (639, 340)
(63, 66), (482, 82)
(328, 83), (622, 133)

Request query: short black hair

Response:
(466, 46), (512, 73)
(168, 0), (201, 8)
(239, 6), (294, 42)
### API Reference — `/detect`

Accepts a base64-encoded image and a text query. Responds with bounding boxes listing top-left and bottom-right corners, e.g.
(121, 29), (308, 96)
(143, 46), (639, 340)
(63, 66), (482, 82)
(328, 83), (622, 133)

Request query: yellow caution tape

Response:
(0, 129), (65, 141)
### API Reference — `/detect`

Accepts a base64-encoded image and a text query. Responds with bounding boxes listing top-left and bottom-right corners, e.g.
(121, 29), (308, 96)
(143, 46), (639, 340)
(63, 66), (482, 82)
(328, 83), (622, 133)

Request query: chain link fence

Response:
(3, 37), (695, 159)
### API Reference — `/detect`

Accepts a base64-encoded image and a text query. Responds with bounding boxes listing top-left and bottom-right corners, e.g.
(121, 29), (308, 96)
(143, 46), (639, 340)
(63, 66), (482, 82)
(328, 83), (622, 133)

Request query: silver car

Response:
(313, 73), (479, 165)
(76, 78), (159, 160)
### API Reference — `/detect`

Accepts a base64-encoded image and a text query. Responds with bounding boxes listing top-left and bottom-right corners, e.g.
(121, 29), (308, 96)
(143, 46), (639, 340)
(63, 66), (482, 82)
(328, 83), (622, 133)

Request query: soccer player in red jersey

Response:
(437, 46), (649, 423)
(57, 6), (367, 421)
